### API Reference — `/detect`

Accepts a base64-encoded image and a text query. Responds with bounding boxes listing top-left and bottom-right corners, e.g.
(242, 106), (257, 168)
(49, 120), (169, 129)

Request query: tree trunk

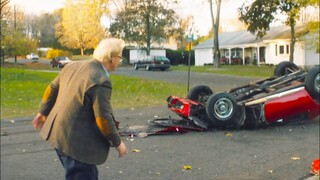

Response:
(289, 18), (295, 63)
(214, 0), (221, 68)
(81, 48), (84, 56)
(209, 0), (221, 68)
(146, 0), (151, 55)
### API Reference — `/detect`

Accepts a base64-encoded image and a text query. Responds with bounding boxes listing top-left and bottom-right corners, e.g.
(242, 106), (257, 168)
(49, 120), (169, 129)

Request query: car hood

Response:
(60, 59), (72, 64)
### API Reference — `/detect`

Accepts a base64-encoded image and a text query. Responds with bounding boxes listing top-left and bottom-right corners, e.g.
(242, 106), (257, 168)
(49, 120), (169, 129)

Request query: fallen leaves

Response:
(291, 156), (300, 161)
(183, 165), (192, 170)
(132, 149), (141, 153)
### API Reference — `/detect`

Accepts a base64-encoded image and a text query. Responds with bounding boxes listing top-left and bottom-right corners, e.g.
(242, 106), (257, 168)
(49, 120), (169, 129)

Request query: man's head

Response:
(93, 38), (125, 71)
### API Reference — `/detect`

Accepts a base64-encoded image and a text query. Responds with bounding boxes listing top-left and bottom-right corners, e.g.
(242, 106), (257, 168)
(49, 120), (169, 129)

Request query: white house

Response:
(193, 26), (319, 67)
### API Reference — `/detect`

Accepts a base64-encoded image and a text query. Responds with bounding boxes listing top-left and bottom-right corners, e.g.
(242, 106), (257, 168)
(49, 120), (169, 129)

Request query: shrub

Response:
(46, 49), (73, 59)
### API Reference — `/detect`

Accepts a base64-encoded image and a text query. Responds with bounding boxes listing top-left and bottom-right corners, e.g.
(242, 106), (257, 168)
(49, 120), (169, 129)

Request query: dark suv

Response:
(133, 55), (171, 71)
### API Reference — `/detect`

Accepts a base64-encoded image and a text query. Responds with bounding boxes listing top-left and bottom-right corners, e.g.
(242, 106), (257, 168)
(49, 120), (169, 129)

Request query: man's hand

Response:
(32, 113), (46, 129)
(116, 141), (127, 158)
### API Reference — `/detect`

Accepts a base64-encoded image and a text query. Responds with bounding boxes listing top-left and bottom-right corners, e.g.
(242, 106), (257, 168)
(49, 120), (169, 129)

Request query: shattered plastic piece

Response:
(10, 120), (15, 123)
(268, 170), (273, 173)
(132, 149), (141, 152)
(183, 165), (192, 170)
(137, 132), (148, 138)
(291, 156), (300, 160)
(311, 159), (319, 175)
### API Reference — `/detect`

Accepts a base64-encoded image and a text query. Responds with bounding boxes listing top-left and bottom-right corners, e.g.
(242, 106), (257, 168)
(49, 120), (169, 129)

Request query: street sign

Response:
(186, 34), (194, 42)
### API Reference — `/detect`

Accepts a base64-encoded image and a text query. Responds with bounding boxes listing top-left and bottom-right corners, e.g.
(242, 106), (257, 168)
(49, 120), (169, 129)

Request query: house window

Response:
(279, 45), (285, 54)
(286, 45), (289, 54)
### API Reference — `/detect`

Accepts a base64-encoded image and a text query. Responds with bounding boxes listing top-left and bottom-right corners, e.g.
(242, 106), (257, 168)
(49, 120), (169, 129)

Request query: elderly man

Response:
(32, 38), (127, 180)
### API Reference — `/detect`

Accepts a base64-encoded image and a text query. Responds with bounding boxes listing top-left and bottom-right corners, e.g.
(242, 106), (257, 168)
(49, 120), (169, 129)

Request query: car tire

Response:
(146, 65), (151, 71)
(134, 64), (138, 70)
(206, 92), (242, 127)
(305, 65), (320, 102)
(274, 61), (299, 77)
(187, 85), (213, 102)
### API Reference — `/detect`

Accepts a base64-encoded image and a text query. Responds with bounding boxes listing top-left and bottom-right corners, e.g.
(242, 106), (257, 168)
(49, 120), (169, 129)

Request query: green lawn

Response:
(0, 67), (186, 119)
(0, 62), (277, 119)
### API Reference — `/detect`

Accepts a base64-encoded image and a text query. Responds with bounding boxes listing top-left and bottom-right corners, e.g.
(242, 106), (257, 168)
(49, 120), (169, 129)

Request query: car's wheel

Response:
(146, 65), (151, 71)
(274, 61), (299, 77)
(305, 65), (320, 102)
(206, 92), (242, 127)
(134, 64), (138, 70)
(187, 85), (213, 102)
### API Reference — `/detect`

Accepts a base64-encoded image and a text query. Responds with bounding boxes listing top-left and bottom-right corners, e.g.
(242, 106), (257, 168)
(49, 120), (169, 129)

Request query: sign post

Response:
(186, 34), (194, 93)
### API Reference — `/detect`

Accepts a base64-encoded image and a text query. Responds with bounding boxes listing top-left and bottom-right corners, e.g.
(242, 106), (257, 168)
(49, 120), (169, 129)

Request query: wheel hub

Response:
(214, 98), (233, 120)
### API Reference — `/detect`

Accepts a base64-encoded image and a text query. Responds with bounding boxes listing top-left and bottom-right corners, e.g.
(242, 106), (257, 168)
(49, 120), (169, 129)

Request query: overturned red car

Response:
(166, 62), (319, 130)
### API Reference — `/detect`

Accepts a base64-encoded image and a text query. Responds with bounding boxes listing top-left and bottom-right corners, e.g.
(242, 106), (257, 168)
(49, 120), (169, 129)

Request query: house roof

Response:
(194, 25), (307, 49)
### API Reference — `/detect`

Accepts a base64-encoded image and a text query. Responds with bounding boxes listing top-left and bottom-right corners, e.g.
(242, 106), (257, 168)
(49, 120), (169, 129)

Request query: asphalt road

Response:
(114, 66), (262, 92)
(1, 63), (319, 180)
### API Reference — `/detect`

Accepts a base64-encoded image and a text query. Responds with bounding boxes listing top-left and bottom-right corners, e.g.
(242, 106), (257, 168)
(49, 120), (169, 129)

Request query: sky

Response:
(9, 0), (246, 36)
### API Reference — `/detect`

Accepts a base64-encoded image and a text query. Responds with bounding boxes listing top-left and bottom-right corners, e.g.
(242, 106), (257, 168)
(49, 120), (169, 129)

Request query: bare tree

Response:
(208, 0), (222, 68)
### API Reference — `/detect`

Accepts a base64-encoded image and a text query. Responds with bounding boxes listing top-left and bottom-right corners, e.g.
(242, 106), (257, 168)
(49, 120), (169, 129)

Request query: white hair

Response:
(93, 38), (125, 63)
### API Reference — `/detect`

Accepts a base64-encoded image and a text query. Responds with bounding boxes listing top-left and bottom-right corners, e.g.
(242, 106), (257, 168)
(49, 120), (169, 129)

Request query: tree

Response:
(208, 0), (222, 68)
(109, 0), (181, 55)
(55, 0), (109, 55)
(1, 2), (38, 61)
(238, 0), (311, 63)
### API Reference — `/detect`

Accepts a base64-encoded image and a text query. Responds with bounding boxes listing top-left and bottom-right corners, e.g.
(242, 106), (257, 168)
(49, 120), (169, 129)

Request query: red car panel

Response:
(264, 89), (320, 123)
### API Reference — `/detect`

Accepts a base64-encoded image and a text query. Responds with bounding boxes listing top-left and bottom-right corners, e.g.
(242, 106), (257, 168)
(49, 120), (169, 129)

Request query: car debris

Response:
(120, 62), (319, 136)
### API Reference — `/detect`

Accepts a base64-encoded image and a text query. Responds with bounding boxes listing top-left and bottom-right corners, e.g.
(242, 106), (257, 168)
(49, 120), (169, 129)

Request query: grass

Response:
(1, 61), (276, 119)
(1, 68), (57, 119)
(171, 64), (275, 78)
(0, 66), (186, 119)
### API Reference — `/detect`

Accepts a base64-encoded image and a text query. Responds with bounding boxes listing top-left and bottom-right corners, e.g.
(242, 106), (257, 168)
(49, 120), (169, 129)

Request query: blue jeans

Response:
(55, 149), (98, 180)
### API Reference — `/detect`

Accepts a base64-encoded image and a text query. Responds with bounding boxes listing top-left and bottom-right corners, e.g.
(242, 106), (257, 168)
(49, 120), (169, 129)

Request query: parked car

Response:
(164, 61), (319, 130)
(50, 56), (72, 68)
(26, 53), (39, 60)
(133, 55), (171, 71)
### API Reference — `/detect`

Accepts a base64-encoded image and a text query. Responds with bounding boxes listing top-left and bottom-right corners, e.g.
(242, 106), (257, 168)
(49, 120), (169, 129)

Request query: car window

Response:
(155, 56), (169, 61)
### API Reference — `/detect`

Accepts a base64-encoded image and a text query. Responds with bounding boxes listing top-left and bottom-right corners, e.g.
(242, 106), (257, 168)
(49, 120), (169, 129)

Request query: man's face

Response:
(109, 54), (123, 71)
